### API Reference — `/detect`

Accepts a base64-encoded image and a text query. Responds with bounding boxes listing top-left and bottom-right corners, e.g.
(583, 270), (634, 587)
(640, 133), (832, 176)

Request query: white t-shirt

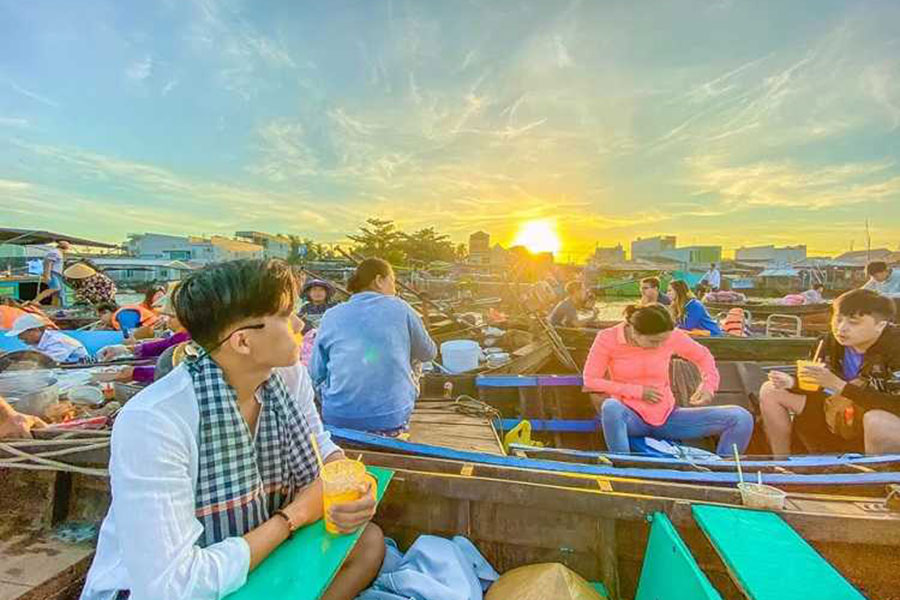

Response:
(80, 362), (339, 600)
(703, 269), (721, 288)
(45, 248), (63, 275)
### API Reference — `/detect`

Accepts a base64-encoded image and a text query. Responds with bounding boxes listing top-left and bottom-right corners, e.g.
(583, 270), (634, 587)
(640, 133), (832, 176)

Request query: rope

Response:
(0, 439), (109, 477)
(451, 394), (504, 436)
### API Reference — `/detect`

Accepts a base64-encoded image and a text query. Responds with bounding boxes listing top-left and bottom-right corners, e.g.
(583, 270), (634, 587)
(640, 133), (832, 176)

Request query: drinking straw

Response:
(309, 433), (325, 471)
(733, 444), (744, 485)
(812, 339), (825, 363)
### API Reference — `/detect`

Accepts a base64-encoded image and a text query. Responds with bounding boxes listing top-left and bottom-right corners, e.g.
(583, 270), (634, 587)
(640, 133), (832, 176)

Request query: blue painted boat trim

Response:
(476, 374), (584, 388)
(497, 418), (598, 432)
(507, 444), (900, 469)
(328, 427), (900, 486)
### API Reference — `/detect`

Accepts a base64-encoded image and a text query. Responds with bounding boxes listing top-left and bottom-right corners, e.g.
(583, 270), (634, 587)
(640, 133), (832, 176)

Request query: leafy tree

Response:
(347, 218), (406, 264)
(400, 227), (457, 264)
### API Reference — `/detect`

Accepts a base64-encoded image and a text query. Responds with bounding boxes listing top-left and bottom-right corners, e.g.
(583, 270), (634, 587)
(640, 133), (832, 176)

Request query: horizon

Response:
(2, 1), (899, 259)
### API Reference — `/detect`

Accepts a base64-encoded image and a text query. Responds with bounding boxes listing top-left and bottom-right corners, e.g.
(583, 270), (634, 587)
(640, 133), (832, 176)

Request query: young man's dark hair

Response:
(866, 261), (889, 279)
(174, 259), (298, 348)
(640, 276), (661, 289)
(812, 283), (825, 292)
(834, 288), (896, 322)
(564, 280), (583, 296)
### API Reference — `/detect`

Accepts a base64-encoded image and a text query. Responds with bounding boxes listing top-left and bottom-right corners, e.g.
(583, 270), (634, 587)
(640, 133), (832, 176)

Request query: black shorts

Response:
(792, 392), (863, 454)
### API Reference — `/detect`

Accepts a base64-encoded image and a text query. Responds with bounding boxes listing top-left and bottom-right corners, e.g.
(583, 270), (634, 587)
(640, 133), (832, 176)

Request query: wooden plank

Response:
(0, 533), (94, 598)
(692, 505), (866, 600)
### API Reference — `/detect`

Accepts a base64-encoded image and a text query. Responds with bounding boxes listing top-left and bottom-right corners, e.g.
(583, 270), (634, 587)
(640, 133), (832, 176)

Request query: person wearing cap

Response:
(6, 313), (89, 364)
(298, 279), (338, 333)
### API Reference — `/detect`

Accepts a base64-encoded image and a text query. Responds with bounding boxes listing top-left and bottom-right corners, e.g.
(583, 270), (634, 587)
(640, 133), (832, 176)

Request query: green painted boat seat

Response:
(225, 466), (394, 600)
(635, 513), (722, 600)
(692, 504), (865, 600)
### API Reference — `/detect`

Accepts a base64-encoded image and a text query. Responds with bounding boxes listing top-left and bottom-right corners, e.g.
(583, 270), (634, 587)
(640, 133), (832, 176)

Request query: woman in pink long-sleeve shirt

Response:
(584, 304), (753, 455)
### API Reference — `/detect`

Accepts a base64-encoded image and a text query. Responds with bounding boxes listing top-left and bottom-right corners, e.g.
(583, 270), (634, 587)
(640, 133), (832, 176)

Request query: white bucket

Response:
(440, 340), (481, 373)
(738, 483), (787, 510)
(486, 352), (510, 368)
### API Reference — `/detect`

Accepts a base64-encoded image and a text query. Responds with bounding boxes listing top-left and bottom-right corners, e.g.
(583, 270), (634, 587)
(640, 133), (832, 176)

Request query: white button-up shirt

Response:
(80, 362), (340, 600)
(37, 329), (89, 363)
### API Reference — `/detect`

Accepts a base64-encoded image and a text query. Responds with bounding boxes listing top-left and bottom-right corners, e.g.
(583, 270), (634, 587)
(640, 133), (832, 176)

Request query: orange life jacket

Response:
(111, 304), (160, 330)
(723, 308), (748, 337)
(0, 305), (27, 329)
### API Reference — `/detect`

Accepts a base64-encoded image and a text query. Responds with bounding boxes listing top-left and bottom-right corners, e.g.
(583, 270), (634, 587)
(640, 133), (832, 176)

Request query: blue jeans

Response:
(600, 398), (753, 455)
(48, 272), (67, 307)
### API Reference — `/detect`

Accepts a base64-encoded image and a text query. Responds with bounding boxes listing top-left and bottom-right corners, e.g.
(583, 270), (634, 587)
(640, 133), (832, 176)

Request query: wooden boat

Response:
(702, 301), (832, 318)
(2, 431), (896, 599)
(703, 300), (832, 334)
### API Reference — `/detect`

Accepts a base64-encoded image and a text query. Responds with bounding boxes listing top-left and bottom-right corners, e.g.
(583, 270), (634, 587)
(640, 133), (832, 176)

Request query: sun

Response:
(511, 220), (562, 255)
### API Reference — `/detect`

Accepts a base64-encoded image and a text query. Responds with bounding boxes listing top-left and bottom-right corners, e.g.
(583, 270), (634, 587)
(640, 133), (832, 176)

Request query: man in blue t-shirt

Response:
(760, 289), (900, 455)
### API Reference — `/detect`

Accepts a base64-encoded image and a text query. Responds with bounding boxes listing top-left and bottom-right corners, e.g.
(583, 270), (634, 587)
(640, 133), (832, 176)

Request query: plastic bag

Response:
(486, 563), (604, 600)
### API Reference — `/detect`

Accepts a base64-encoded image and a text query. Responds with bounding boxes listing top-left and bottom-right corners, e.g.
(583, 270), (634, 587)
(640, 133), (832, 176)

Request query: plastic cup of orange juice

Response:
(796, 360), (823, 391)
(321, 459), (375, 535)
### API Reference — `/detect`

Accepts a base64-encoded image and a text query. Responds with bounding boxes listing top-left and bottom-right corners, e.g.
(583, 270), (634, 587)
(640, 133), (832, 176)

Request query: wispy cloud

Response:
(0, 117), (29, 128)
(5, 79), (59, 108)
(126, 56), (154, 81)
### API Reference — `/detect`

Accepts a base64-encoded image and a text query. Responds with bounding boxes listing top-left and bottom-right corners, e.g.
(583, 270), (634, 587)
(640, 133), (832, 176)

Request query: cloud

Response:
(0, 117), (29, 128)
(0, 178), (32, 191)
(126, 56), (154, 81)
(686, 155), (900, 208)
(5, 79), (59, 108)
(161, 79), (179, 96)
(188, 0), (297, 100)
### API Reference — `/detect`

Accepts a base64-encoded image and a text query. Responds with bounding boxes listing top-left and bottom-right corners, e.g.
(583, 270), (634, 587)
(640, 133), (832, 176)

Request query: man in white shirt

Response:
(701, 263), (722, 291)
(81, 259), (384, 600)
(5, 313), (89, 363)
(41, 240), (69, 307)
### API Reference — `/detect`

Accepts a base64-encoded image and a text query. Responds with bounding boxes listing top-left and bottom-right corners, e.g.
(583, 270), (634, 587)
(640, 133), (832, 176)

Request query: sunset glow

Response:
(511, 220), (562, 255)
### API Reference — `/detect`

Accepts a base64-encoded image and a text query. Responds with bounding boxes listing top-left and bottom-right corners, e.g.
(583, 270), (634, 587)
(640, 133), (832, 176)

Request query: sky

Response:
(1, 0), (899, 261)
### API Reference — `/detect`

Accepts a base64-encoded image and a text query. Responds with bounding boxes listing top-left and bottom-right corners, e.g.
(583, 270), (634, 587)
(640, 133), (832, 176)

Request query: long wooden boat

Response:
(702, 301), (832, 318)
(2, 432), (898, 599)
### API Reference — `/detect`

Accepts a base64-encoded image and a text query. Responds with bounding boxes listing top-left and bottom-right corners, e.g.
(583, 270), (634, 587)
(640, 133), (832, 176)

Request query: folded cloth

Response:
(358, 536), (499, 600)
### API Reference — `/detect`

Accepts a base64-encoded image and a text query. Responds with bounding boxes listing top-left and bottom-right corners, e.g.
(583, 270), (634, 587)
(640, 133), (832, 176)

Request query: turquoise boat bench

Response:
(692, 504), (865, 600)
(225, 466), (393, 600)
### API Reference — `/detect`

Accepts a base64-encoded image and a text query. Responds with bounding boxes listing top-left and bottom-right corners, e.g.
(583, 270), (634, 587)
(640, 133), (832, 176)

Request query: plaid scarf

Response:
(188, 354), (320, 547)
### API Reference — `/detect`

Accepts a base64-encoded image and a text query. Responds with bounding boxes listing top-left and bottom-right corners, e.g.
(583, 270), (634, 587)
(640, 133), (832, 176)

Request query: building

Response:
(631, 236), (676, 260)
(235, 231), (291, 260)
(833, 248), (894, 266)
(591, 244), (626, 265)
(91, 257), (194, 287)
(657, 245), (722, 266)
(467, 231), (491, 266)
(126, 233), (264, 265)
(735, 245), (807, 265)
